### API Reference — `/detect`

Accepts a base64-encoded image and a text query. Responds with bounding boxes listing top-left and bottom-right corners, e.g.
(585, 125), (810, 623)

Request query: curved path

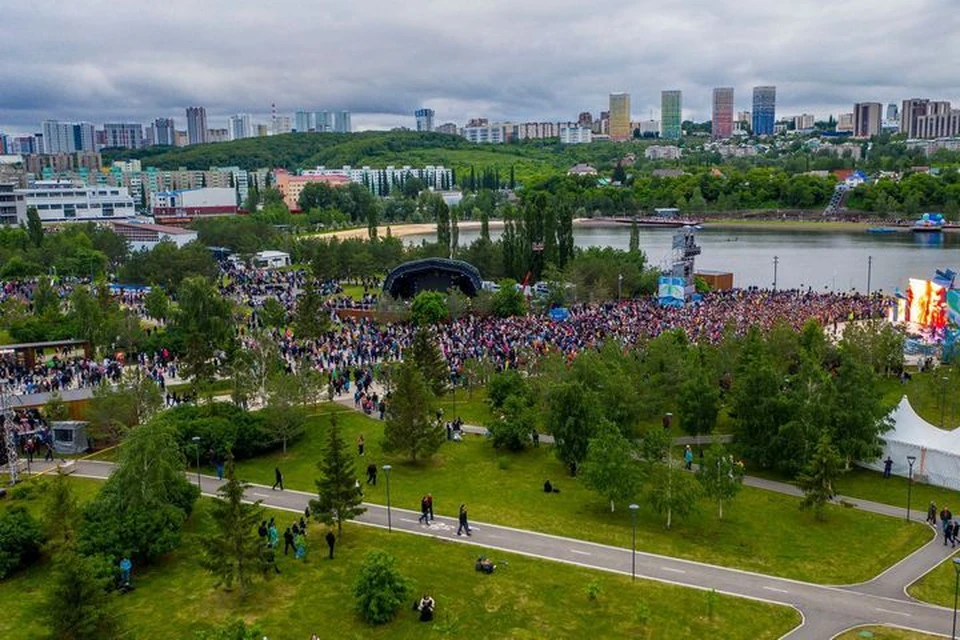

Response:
(29, 456), (958, 640)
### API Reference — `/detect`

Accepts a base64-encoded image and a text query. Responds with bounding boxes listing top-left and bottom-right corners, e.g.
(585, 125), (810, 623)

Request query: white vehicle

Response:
(481, 280), (500, 292)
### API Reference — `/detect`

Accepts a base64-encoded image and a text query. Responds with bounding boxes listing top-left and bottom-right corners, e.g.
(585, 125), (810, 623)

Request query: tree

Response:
(86, 369), (163, 446)
(79, 419), (199, 563)
(0, 506), (42, 578)
(678, 350), (720, 444)
(44, 546), (116, 640)
(259, 372), (307, 453)
(629, 218), (640, 254)
(488, 393), (535, 451)
(410, 291), (449, 326)
(696, 444), (744, 519)
(195, 620), (264, 640)
(173, 276), (235, 389)
(547, 382), (602, 475)
(647, 461), (703, 529)
(582, 423), (643, 512)
(44, 392), (70, 422)
(310, 413), (366, 538)
(353, 550), (412, 625)
(44, 470), (79, 552)
(612, 164), (627, 184)
(408, 328), (448, 396)
(491, 280), (525, 318)
(144, 286), (170, 322)
(259, 298), (286, 328)
(383, 360), (442, 462)
(200, 455), (266, 595)
(26, 207), (44, 248)
(797, 432), (844, 521)
(293, 280), (328, 340)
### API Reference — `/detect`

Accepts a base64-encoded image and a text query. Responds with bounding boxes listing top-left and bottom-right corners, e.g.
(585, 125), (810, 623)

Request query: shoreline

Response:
(316, 218), (956, 240)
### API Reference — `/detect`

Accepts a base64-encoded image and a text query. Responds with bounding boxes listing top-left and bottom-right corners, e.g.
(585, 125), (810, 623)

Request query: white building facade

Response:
(16, 180), (136, 224)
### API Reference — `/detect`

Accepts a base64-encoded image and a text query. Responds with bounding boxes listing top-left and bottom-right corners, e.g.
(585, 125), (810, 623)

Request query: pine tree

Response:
(199, 454), (266, 595)
(409, 328), (448, 396)
(44, 470), (79, 552)
(44, 546), (115, 640)
(480, 208), (491, 242)
(294, 280), (328, 340)
(384, 360), (443, 462)
(310, 413), (366, 538)
(629, 218), (640, 254)
(798, 433), (844, 521)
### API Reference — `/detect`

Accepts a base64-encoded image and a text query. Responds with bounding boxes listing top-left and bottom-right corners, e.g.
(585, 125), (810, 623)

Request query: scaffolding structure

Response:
(1, 385), (20, 485)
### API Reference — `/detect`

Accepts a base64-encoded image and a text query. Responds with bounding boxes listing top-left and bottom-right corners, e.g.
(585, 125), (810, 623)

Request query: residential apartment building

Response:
(462, 123), (509, 144)
(186, 106), (208, 145)
(103, 123), (144, 149)
(609, 93), (631, 141)
(645, 145), (682, 161)
(334, 111), (351, 133)
(436, 123), (458, 135)
(274, 170), (351, 211)
(415, 109), (435, 132)
(853, 103), (882, 138)
(712, 87), (734, 140)
(836, 113), (854, 133)
(303, 164), (455, 196)
(272, 116), (292, 135)
(17, 180), (136, 223)
(313, 111), (332, 132)
(40, 121), (96, 154)
(560, 127), (592, 144)
(660, 90), (682, 140)
(0, 182), (25, 225)
(228, 114), (252, 140)
(206, 129), (229, 143)
(150, 187), (238, 224)
(151, 118), (176, 146)
(794, 114), (815, 130)
(900, 99), (960, 138)
(752, 86), (776, 135)
(294, 111), (313, 132)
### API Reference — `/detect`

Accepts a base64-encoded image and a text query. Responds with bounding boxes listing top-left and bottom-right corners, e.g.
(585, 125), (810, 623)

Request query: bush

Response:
(161, 403), (271, 459)
(0, 506), (43, 578)
(491, 280), (525, 318)
(194, 619), (264, 640)
(410, 291), (449, 326)
(488, 394), (535, 451)
(354, 550), (412, 625)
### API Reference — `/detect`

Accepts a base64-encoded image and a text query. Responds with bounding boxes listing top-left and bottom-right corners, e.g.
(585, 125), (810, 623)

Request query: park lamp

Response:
(629, 503), (639, 582)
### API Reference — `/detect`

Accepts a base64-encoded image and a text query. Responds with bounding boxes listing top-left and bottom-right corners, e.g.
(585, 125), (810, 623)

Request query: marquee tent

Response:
(859, 396), (960, 490)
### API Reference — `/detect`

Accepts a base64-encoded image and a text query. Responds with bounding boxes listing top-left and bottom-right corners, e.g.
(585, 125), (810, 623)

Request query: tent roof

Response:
(885, 395), (960, 456)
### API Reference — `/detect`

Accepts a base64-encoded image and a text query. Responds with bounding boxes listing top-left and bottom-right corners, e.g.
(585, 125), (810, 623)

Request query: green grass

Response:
(834, 467), (960, 514)
(0, 329), (13, 345)
(835, 627), (941, 639)
(900, 366), (960, 430)
(906, 551), (960, 607)
(436, 388), (494, 425)
(0, 484), (800, 640)
(233, 406), (929, 584)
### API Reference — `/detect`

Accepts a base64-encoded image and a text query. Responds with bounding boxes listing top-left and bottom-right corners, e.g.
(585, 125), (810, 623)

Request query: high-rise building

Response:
(836, 113), (854, 132)
(660, 90), (682, 140)
(294, 111), (313, 132)
(73, 123), (96, 152)
(151, 118), (176, 146)
(711, 87), (734, 140)
(752, 86), (776, 135)
(272, 116), (291, 135)
(793, 114), (815, 130)
(228, 114), (252, 141)
(206, 128), (230, 143)
(103, 123), (144, 149)
(887, 103), (899, 122)
(853, 103), (883, 138)
(900, 99), (960, 138)
(608, 93), (631, 141)
(186, 106), (208, 145)
(415, 108), (435, 132)
(41, 120), (73, 154)
(436, 123), (458, 135)
(334, 111), (352, 133)
(313, 111), (332, 132)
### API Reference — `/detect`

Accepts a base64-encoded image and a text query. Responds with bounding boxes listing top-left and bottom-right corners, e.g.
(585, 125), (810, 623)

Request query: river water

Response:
(404, 225), (960, 293)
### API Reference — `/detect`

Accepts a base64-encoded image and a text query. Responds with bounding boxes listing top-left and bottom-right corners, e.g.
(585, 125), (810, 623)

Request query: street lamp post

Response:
(906, 455), (917, 521)
(382, 464), (393, 533)
(773, 256), (779, 292)
(866, 255), (873, 296)
(629, 503), (639, 582)
(191, 436), (201, 488)
(952, 557), (960, 639)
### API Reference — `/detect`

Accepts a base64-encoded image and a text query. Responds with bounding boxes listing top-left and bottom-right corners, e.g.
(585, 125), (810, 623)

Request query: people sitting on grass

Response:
(414, 594), (436, 622)
(543, 479), (559, 493)
(475, 556), (495, 574)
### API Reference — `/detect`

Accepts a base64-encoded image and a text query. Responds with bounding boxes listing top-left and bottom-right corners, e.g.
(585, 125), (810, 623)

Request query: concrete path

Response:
(30, 457), (960, 640)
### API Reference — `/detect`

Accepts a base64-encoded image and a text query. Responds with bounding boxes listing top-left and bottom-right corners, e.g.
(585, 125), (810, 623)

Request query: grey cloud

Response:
(1, 0), (959, 133)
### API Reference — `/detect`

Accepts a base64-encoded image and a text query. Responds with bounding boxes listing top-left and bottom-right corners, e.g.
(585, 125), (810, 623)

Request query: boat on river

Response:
(867, 227), (897, 234)
(912, 213), (945, 233)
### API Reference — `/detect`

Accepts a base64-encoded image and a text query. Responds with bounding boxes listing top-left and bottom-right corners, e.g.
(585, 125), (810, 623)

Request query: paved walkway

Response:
(29, 455), (958, 640)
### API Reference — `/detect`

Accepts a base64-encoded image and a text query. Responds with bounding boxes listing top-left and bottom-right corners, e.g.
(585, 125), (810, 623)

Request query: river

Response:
(403, 225), (960, 293)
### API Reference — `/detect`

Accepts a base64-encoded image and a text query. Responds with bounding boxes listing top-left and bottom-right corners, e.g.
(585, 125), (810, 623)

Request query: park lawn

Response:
(906, 551), (960, 607)
(436, 387), (494, 426)
(834, 467), (960, 514)
(0, 490), (801, 640)
(233, 407), (929, 584)
(901, 366), (959, 430)
(835, 626), (941, 639)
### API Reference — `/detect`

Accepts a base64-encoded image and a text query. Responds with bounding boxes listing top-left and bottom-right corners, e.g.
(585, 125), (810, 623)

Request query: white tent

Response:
(859, 396), (960, 490)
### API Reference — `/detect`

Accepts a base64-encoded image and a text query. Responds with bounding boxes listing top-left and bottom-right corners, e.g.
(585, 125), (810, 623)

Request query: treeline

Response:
(845, 169), (960, 218)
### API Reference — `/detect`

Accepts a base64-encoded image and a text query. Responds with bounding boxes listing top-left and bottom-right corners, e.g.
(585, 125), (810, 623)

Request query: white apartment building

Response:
(303, 164), (454, 195)
(462, 124), (509, 144)
(229, 115), (252, 140)
(16, 180), (136, 224)
(559, 127), (593, 144)
(645, 145), (682, 160)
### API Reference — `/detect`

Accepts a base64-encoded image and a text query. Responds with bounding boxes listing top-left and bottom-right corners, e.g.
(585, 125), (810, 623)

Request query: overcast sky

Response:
(1, 0), (958, 134)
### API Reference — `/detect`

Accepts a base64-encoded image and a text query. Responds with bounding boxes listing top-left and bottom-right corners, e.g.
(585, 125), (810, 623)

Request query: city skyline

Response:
(0, 0), (957, 134)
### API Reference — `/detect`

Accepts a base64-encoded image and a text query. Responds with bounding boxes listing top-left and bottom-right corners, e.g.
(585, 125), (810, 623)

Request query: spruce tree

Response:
(409, 328), (448, 396)
(45, 546), (115, 640)
(310, 413), (366, 538)
(294, 279), (328, 340)
(199, 455), (266, 595)
(384, 360), (443, 462)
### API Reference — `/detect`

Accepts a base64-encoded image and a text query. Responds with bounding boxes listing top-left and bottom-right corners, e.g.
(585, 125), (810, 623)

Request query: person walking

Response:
(119, 556), (132, 585)
(366, 462), (377, 485)
(531, 430), (539, 448)
(457, 503), (471, 536)
(882, 456), (893, 479)
(267, 519), (279, 548)
(418, 495), (430, 525)
(927, 502), (938, 526)
(294, 531), (306, 560)
(258, 520), (268, 542)
(426, 493), (434, 521)
(325, 530), (336, 559)
(283, 527), (295, 556)
(684, 445), (694, 470)
(942, 506), (953, 544)
(272, 467), (284, 491)
(262, 543), (281, 575)
(357, 435), (365, 457)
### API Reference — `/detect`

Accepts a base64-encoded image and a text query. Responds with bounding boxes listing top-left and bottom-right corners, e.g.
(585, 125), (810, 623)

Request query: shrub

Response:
(0, 506), (43, 578)
(487, 369), (527, 409)
(161, 403), (271, 459)
(354, 550), (412, 625)
(410, 291), (449, 326)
